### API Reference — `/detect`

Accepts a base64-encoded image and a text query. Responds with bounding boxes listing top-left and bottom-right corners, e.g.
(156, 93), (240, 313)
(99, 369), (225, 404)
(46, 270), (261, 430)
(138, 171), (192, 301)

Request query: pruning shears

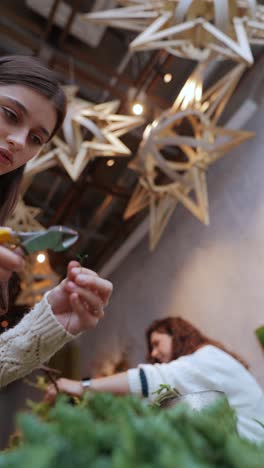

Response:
(0, 226), (79, 254)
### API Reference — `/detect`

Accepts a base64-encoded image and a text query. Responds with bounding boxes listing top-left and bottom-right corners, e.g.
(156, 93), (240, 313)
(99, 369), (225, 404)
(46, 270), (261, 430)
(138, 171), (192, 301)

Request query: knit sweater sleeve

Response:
(0, 293), (74, 388)
(127, 346), (230, 401)
(127, 350), (204, 400)
(127, 346), (264, 403)
(127, 360), (185, 401)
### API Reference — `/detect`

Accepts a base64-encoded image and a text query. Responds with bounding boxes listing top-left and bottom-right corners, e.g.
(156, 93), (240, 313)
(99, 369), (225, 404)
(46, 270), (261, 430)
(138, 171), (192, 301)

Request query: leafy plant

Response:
(151, 384), (181, 407)
(1, 391), (264, 468)
(75, 254), (89, 267)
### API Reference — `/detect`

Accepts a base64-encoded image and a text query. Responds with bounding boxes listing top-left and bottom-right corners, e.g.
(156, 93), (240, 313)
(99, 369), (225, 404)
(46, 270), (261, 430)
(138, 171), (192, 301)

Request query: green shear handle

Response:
(0, 226), (79, 254)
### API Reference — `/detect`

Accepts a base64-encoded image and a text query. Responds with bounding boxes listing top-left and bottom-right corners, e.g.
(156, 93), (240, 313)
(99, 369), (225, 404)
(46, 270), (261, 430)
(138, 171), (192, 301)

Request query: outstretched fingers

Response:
(67, 262), (98, 281)
(65, 281), (104, 313)
(62, 263), (113, 333)
(72, 271), (113, 306)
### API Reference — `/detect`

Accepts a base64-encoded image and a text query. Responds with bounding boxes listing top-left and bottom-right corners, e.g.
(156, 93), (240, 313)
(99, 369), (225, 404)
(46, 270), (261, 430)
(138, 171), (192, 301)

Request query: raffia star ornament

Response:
(6, 197), (44, 232)
(124, 62), (254, 249)
(5, 199), (59, 307)
(51, 99), (144, 181)
(83, 0), (264, 64)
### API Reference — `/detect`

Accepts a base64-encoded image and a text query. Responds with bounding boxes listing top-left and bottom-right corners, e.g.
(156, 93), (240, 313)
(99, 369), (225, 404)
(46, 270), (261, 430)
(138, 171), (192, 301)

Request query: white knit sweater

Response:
(127, 345), (264, 443)
(0, 294), (73, 388)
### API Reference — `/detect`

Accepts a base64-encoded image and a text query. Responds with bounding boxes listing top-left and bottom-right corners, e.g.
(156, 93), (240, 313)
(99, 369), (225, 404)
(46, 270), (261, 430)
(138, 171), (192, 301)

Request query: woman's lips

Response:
(0, 149), (13, 165)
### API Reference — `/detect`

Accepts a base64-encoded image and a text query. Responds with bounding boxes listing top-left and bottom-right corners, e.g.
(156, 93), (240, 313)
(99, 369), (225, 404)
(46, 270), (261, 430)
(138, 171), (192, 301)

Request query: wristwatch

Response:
(82, 379), (92, 390)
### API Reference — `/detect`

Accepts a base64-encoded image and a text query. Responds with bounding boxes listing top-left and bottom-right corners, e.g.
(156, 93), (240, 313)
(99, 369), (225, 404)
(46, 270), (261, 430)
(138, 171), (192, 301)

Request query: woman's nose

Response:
(6, 130), (27, 150)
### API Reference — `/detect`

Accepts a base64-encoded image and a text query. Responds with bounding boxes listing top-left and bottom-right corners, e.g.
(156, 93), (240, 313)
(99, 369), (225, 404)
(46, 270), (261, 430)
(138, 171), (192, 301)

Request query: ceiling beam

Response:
(42, 0), (62, 40)
(58, 0), (83, 47)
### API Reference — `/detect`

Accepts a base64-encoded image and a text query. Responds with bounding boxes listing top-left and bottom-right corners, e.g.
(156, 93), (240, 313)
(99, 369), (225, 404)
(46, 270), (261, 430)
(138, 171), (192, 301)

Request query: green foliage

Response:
(75, 254), (89, 267)
(1, 392), (264, 468)
(255, 325), (264, 348)
(150, 384), (181, 407)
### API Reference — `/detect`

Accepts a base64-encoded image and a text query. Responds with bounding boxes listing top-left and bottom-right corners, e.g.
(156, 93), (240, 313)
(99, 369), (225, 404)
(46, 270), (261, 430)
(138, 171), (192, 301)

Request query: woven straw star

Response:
(124, 62), (254, 249)
(52, 99), (144, 181)
(83, 0), (264, 64)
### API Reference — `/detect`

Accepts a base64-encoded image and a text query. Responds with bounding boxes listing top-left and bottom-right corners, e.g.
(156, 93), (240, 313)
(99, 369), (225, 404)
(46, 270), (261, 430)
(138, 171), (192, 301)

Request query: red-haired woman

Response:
(45, 316), (264, 443)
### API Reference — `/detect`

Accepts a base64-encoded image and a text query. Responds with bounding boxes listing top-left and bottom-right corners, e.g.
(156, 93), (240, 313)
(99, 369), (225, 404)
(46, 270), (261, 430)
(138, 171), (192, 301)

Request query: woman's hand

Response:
(0, 245), (25, 281)
(44, 377), (83, 403)
(47, 261), (113, 335)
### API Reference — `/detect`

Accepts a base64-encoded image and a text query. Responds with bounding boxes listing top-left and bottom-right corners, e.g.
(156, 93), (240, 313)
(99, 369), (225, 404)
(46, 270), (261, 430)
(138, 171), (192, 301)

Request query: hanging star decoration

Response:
(23, 86), (143, 183)
(83, 0), (264, 65)
(5, 198), (60, 307)
(48, 95), (144, 181)
(6, 197), (44, 232)
(124, 61), (255, 250)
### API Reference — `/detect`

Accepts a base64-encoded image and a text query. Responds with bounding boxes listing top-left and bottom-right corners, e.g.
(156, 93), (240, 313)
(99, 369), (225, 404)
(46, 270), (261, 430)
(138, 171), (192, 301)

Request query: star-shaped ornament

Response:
(6, 197), (44, 232)
(83, 1), (263, 64)
(5, 200), (59, 307)
(124, 62), (254, 249)
(50, 99), (144, 181)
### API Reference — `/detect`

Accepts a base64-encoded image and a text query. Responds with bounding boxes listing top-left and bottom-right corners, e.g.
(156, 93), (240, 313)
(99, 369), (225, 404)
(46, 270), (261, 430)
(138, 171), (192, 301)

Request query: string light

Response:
(163, 73), (172, 83)
(37, 253), (46, 263)
(132, 102), (144, 116)
(106, 159), (115, 167)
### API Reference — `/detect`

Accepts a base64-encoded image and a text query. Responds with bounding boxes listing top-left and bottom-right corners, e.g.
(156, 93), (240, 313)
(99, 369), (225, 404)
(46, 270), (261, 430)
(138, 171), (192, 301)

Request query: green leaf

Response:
(255, 326), (264, 347)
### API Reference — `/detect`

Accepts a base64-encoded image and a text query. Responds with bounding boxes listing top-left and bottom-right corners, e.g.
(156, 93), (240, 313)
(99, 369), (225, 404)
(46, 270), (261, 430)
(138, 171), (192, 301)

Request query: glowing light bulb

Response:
(37, 253), (46, 263)
(163, 73), (172, 83)
(106, 159), (115, 167)
(132, 102), (144, 115)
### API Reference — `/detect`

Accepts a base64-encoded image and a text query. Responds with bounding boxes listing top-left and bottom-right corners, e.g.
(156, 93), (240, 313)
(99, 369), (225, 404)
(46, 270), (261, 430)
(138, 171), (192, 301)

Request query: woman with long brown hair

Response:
(145, 316), (249, 367)
(46, 316), (264, 443)
(0, 55), (113, 388)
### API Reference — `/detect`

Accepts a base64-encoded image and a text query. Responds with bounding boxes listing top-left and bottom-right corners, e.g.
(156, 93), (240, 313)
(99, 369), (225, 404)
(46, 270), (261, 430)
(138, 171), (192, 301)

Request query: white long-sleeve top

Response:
(0, 293), (74, 388)
(127, 345), (264, 443)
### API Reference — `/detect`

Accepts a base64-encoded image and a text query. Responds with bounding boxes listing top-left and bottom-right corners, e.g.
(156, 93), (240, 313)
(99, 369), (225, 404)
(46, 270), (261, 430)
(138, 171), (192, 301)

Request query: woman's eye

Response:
(3, 107), (18, 123)
(30, 134), (42, 146)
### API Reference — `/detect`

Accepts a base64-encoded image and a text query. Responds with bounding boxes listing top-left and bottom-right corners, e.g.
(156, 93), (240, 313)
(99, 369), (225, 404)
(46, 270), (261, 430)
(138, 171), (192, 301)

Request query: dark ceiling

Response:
(0, 0), (263, 280)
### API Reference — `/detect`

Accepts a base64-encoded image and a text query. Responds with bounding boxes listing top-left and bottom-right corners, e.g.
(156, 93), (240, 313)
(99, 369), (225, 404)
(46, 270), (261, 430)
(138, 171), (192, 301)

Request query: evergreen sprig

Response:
(1, 391), (264, 468)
